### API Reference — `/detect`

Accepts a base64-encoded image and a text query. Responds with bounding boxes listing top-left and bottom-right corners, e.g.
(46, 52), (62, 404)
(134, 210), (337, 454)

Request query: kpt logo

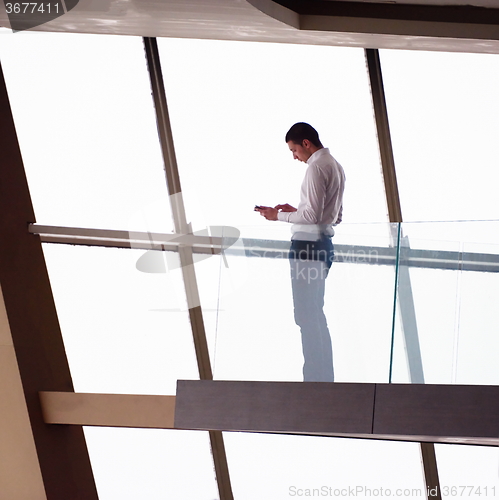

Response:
(3, 0), (79, 32)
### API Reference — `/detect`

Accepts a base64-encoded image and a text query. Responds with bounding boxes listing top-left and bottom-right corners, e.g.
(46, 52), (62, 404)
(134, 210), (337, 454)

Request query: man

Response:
(256, 122), (345, 382)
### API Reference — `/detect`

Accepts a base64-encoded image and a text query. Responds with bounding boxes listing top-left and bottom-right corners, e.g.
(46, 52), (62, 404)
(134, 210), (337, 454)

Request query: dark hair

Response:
(285, 122), (323, 148)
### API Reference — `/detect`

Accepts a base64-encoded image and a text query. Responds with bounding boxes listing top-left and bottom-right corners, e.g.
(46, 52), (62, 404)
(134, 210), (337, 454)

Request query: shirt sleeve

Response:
(277, 211), (292, 222)
(278, 164), (326, 225)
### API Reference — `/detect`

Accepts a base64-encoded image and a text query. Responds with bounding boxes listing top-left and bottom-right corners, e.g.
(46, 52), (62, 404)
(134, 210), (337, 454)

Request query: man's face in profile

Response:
(287, 140), (312, 163)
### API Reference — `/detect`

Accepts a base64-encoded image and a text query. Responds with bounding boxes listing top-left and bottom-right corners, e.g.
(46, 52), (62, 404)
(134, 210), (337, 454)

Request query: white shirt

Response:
(277, 147), (345, 241)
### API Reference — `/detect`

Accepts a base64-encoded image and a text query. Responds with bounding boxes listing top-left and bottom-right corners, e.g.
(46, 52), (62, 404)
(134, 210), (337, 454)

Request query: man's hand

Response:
(258, 207), (278, 221)
(255, 203), (296, 221)
(275, 203), (297, 212)
(254, 205), (271, 212)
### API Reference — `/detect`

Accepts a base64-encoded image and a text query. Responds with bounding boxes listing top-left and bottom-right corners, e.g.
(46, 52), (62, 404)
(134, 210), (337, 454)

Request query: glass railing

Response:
(42, 220), (499, 389)
(391, 221), (499, 385)
(206, 221), (499, 385)
(208, 223), (396, 383)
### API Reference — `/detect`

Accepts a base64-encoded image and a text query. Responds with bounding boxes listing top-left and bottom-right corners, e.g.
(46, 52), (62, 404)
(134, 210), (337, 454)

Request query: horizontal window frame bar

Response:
(30, 224), (499, 273)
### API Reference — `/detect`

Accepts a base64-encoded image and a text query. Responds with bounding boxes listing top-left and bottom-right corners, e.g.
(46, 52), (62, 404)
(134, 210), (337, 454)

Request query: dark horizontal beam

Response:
(176, 381), (376, 435)
(274, 0), (499, 25)
(175, 380), (499, 446)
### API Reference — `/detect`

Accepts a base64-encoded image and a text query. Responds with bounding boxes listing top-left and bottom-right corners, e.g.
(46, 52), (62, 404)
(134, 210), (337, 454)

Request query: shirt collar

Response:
(307, 147), (329, 164)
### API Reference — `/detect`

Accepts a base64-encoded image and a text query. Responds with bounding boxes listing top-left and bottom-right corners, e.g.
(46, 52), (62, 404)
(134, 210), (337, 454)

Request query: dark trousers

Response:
(289, 235), (334, 382)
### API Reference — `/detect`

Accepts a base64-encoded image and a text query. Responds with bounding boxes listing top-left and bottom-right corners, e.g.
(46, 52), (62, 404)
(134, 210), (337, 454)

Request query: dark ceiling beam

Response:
(273, 0), (499, 25)
(0, 60), (98, 500)
(364, 47), (440, 500)
(143, 37), (234, 500)
(365, 48), (402, 224)
(246, 0), (499, 44)
(3, 0), (499, 53)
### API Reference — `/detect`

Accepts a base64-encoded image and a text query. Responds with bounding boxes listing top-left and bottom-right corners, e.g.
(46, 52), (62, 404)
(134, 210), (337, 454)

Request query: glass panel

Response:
(224, 432), (425, 500)
(334, 223), (398, 383)
(380, 49), (499, 222)
(0, 31), (173, 232)
(391, 222), (461, 384)
(212, 223), (397, 383)
(435, 444), (499, 498)
(84, 428), (218, 500)
(456, 222), (499, 385)
(43, 243), (198, 394)
(392, 221), (499, 384)
(157, 38), (387, 236)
